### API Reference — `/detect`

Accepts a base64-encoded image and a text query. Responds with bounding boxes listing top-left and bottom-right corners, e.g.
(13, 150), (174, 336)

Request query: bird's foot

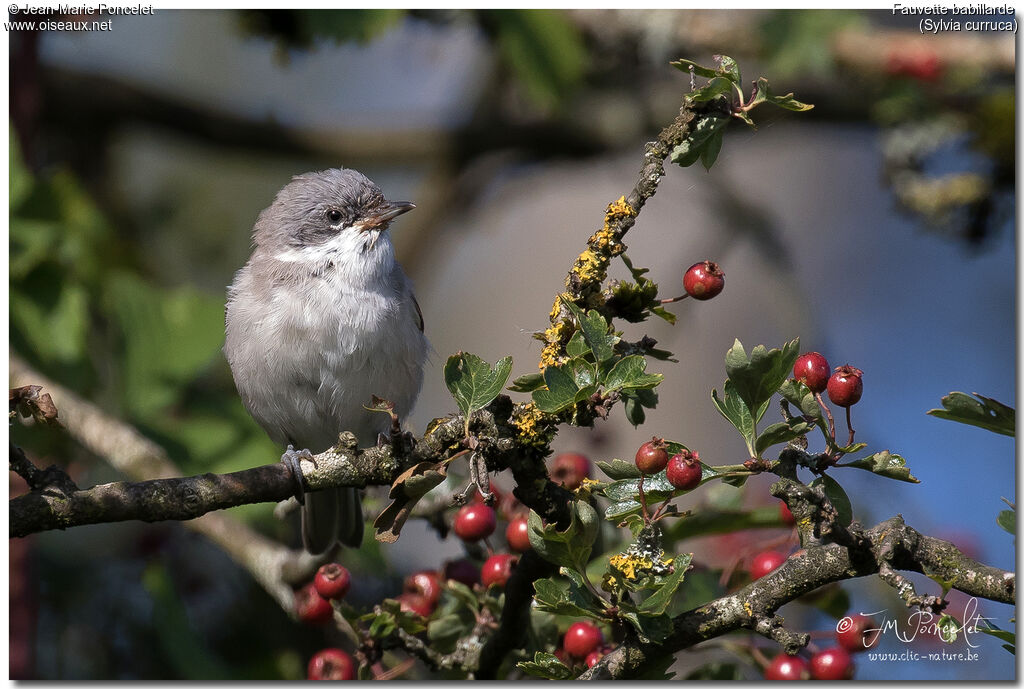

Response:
(282, 445), (315, 504)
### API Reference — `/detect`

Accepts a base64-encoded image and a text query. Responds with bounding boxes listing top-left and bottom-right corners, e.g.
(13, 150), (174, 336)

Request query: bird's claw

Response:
(282, 444), (315, 504)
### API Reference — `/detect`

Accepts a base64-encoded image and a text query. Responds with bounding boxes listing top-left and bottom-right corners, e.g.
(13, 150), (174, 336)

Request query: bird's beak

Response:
(360, 201), (415, 231)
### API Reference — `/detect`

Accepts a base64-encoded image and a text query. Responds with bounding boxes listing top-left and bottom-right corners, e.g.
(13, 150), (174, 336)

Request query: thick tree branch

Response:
(579, 515), (1015, 679)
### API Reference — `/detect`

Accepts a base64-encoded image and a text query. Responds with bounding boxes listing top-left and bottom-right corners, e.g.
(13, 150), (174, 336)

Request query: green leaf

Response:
(444, 352), (513, 419)
(602, 462), (724, 520)
(810, 474), (853, 526)
(508, 372), (545, 393)
(689, 76), (734, 103)
(427, 613), (473, 649)
(670, 58), (717, 79)
(603, 355), (663, 392)
(839, 450), (920, 483)
(749, 77), (771, 108)
(561, 298), (616, 363)
(639, 554), (692, 615)
(997, 510), (1015, 535)
(618, 606), (674, 643)
(937, 614), (960, 643)
(716, 54), (741, 83)
(596, 458), (641, 480)
(700, 130), (724, 171)
(669, 116), (729, 168)
(664, 505), (785, 541)
(769, 91), (814, 111)
(532, 364), (580, 414)
(927, 392), (1015, 437)
(565, 330), (589, 358)
(756, 418), (815, 454)
(518, 652), (574, 680)
(724, 338), (801, 419)
(712, 380), (755, 443)
(532, 578), (604, 621)
(976, 620), (1015, 653)
(527, 502), (599, 571)
(778, 378), (829, 438)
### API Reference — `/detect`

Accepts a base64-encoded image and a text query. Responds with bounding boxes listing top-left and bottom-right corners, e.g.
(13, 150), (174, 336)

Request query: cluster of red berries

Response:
(554, 621), (613, 670)
(298, 563), (356, 680)
(634, 438), (703, 490)
(763, 614), (879, 680)
(792, 351), (863, 408)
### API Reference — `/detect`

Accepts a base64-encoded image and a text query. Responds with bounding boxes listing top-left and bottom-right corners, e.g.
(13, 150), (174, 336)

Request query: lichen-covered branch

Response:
(579, 515), (1015, 679)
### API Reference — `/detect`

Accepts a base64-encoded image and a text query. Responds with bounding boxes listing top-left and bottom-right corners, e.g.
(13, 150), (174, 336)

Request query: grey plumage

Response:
(225, 168), (428, 553)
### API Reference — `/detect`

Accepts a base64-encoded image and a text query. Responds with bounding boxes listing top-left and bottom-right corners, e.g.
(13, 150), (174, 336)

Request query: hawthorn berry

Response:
(397, 592), (434, 618)
(403, 570), (442, 606)
(635, 437), (669, 475)
(313, 563), (351, 600)
(453, 503), (497, 542)
(506, 517), (532, 552)
(552, 452), (591, 490)
(764, 653), (810, 680)
(779, 501), (796, 526)
(750, 551), (786, 580)
(793, 351), (830, 394)
(563, 621), (604, 658)
(585, 647), (610, 668)
(837, 614), (879, 653)
(827, 366), (863, 407)
(810, 646), (854, 680)
(481, 553), (518, 588)
(683, 260), (725, 300)
(443, 558), (480, 587)
(666, 450), (702, 490)
(295, 582), (334, 625)
(307, 648), (355, 680)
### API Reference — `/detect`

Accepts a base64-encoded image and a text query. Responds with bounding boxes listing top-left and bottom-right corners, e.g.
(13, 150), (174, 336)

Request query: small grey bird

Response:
(224, 168), (429, 553)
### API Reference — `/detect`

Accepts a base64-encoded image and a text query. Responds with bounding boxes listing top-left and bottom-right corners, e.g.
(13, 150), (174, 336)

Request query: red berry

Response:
(563, 621), (604, 658)
(683, 260), (725, 300)
(810, 646), (854, 680)
(396, 592), (434, 617)
(472, 483), (503, 506)
(750, 551), (786, 580)
(585, 648), (608, 668)
(779, 501), (796, 526)
(307, 648), (355, 680)
(453, 503), (497, 542)
(827, 366), (863, 407)
(837, 614), (879, 653)
(403, 570), (442, 606)
(551, 452), (591, 490)
(665, 450), (702, 490)
(793, 351), (830, 394)
(506, 517), (532, 552)
(295, 582), (334, 625)
(480, 553), (518, 588)
(634, 437), (669, 475)
(314, 563), (352, 600)
(764, 653), (809, 680)
(443, 558), (480, 587)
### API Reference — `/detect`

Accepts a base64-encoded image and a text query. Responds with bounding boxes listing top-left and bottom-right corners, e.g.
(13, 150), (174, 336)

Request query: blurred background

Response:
(8, 8), (1015, 680)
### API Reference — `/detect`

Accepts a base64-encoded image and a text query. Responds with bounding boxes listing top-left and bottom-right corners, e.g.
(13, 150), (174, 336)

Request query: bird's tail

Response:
(301, 486), (364, 554)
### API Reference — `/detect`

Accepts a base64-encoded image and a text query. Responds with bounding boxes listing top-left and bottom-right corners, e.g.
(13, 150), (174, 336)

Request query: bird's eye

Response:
(327, 209), (343, 224)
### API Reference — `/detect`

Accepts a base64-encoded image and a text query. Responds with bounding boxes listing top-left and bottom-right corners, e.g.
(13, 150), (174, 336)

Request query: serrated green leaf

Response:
(518, 652), (574, 680)
(724, 338), (801, 419)
(756, 419), (815, 454)
(561, 298), (616, 363)
(716, 55), (741, 83)
(603, 355), (663, 392)
(596, 458), (641, 480)
(927, 392), (1015, 437)
(618, 607), (674, 643)
(639, 553), (692, 615)
(649, 306), (677, 324)
(997, 510), (1015, 535)
(769, 92), (814, 111)
(445, 580), (479, 613)
(664, 505), (785, 541)
(427, 613), (473, 648)
(602, 462), (723, 519)
(671, 58), (717, 78)
(508, 372), (545, 393)
(749, 76), (771, 108)
(532, 364), (579, 414)
(712, 380), (756, 452)
(527, 502), (599, 571)
(444, 353), (513, 419)
(532, 578), (603, 621)
(977, 620), (1015, 649)
(938, 614), (960, 643)
(623, 394), (646, 427)
(565, 330), (589, 358)
(839, 450), (919, 483)
(810, 474), (853, 526)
